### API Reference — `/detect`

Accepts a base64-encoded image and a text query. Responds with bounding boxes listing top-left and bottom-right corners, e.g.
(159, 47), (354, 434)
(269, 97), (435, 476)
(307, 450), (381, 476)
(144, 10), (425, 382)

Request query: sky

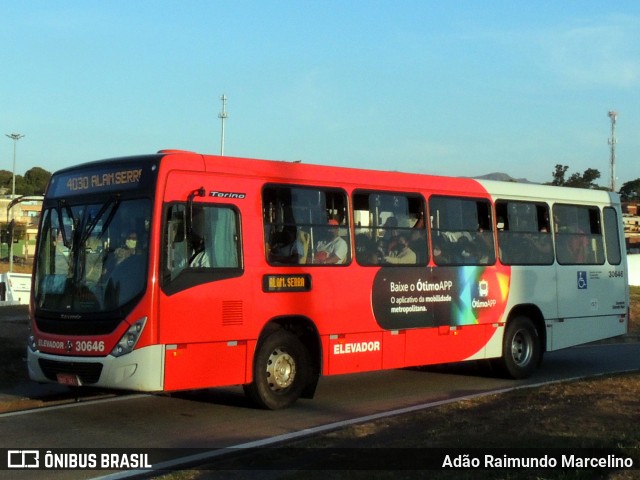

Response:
(1, 1), (639, 188)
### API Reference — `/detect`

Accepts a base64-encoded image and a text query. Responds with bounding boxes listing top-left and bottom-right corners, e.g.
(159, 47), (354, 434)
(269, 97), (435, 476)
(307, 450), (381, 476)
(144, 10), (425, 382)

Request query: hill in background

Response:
(474, 172), (535, 183)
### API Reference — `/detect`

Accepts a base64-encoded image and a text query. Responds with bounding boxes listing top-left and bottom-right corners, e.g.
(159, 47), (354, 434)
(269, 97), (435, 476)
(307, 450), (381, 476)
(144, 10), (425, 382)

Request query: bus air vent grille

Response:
(38, 359), (103, 384)
(222, 300), (243, 326)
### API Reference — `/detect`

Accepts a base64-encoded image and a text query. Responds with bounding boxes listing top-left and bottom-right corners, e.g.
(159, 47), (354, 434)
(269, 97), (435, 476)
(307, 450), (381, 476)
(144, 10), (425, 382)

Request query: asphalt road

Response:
(1, 305), (639, 479)
(1, 342), (639, 479)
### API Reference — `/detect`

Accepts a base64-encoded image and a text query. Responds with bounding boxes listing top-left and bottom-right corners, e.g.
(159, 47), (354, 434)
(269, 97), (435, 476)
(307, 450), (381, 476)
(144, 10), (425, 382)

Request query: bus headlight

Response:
(111, 318), (147, 357)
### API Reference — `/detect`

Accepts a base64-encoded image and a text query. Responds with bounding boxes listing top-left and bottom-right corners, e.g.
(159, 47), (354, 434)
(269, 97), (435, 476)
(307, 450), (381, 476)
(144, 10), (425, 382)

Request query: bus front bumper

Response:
(27, 344), (165, 392)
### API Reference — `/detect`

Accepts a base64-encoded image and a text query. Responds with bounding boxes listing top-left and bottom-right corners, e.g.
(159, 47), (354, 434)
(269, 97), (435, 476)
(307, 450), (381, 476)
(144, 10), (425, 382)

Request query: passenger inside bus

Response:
(384, 233), (416, 264)
(268, 227), (300, 264)
(102, 228), (141, 277)
(432, 234), (455, 264)
(103, 227), (147, 307)
(456, 236), (479, 263)
(315, 219), (348, 264)
(114, 231), (140, 263)
(189, 232), (211, 267)
(409, 216), (428, 264)
(353, 233), (379, 264)
(380, 216), (399, 256)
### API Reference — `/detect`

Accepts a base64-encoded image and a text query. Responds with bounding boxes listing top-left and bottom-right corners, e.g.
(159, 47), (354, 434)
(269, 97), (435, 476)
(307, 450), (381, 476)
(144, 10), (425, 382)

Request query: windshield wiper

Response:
(57, 200), (75, 249)
(79, 196), (120, 246)
(99, 197), (120, 237)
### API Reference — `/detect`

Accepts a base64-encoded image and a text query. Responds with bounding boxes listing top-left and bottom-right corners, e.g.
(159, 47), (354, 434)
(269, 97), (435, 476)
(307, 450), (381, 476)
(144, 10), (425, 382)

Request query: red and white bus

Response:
(28, 151), (629, 409)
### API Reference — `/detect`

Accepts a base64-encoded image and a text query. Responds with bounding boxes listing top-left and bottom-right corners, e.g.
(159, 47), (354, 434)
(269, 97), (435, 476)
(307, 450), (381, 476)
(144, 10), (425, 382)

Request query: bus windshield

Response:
(34, 198), (151, 313)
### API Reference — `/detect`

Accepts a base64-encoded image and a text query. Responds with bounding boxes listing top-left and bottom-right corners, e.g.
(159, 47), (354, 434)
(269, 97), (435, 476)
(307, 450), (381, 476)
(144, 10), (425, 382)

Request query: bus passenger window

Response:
(353, 191), (427, 266)
(496, 200), (554, 266)
(262, 185), (349, 265)
(554, 204), (604, 265)
(603, 207), (622, 265)
(429, 196), (495, 266)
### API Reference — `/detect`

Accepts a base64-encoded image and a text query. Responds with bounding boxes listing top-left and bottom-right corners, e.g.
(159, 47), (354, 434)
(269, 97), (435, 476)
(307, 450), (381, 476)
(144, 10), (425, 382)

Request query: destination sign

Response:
(47, 162), (157, 198)
(262, 274), (312, 293)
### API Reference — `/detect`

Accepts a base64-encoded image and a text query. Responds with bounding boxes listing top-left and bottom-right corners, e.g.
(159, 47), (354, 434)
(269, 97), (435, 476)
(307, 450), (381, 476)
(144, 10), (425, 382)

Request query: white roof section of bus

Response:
(476, 179), (619, 206)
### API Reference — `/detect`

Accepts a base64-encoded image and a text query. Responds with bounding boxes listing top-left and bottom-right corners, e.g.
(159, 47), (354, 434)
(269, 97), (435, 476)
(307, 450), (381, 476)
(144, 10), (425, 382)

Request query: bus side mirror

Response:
(187, 187), (206, 240)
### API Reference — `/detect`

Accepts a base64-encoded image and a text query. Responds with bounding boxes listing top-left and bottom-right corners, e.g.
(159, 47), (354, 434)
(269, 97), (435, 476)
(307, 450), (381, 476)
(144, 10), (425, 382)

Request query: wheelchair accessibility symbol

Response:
(577, 271), (588, 290)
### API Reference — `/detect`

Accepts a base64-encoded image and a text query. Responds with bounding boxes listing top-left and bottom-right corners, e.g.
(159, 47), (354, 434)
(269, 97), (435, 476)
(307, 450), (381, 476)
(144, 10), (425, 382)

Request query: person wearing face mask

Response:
(114, 231), (139, 263)
(101, 228), (147, 307)
(384, 234), (416, 264)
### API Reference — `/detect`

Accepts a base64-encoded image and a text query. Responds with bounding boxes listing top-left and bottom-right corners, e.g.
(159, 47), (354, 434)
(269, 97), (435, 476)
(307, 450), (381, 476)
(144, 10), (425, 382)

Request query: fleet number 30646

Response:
(76, 340), (105, 352)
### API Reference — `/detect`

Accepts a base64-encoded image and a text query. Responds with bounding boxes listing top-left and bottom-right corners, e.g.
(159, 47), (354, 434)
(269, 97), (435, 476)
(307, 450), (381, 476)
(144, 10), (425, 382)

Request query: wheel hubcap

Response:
(511, 329), (532, 366)
(266, 347), (296, 391)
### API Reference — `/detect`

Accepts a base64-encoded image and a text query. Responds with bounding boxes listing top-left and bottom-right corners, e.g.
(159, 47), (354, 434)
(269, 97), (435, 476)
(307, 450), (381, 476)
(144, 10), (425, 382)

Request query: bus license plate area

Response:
(57, 373), (82, 387)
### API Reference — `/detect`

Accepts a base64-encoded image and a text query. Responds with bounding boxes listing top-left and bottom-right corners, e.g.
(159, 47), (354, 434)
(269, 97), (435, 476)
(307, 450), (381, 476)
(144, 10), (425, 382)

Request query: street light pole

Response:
(6, 133), (24, 200)
(607, 111), (618, 193)
(5, 133), (25, 272)
(218, 94), (228, 156)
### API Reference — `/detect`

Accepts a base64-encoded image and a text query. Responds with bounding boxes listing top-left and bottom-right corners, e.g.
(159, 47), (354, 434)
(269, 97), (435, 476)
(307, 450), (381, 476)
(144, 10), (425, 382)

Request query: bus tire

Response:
(495, 316), (540, 379)
(244, 329), (310, 410)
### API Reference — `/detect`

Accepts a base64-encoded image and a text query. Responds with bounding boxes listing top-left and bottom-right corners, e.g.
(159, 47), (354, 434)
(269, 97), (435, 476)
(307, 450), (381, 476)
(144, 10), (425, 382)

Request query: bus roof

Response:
(191, 152), (486, 196)
(51, 150), (619, 205)
(476, 178), (619, 206)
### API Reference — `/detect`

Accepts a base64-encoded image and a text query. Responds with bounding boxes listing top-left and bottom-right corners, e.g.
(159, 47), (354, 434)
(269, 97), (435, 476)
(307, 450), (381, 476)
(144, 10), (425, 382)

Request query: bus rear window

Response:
(603, 207), (622, 265)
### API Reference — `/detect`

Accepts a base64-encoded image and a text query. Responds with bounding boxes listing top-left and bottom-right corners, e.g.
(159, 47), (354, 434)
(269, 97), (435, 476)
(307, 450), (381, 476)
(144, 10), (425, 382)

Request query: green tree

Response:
(0, 167), (50, 195)
(565, 168), (601, 189)
(23, 167), (51, 195)
(620, 179), (640, 202)
(549, 165), (602, 189)
(551, 164), (568, 186)
(13, 175), (28, 195)
(0, 170), (13, 192)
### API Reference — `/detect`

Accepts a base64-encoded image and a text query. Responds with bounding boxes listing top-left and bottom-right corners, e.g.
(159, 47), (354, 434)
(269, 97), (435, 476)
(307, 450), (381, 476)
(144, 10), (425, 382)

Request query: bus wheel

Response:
(244, 329), (310, 410)
(496, 316), (540, 379)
